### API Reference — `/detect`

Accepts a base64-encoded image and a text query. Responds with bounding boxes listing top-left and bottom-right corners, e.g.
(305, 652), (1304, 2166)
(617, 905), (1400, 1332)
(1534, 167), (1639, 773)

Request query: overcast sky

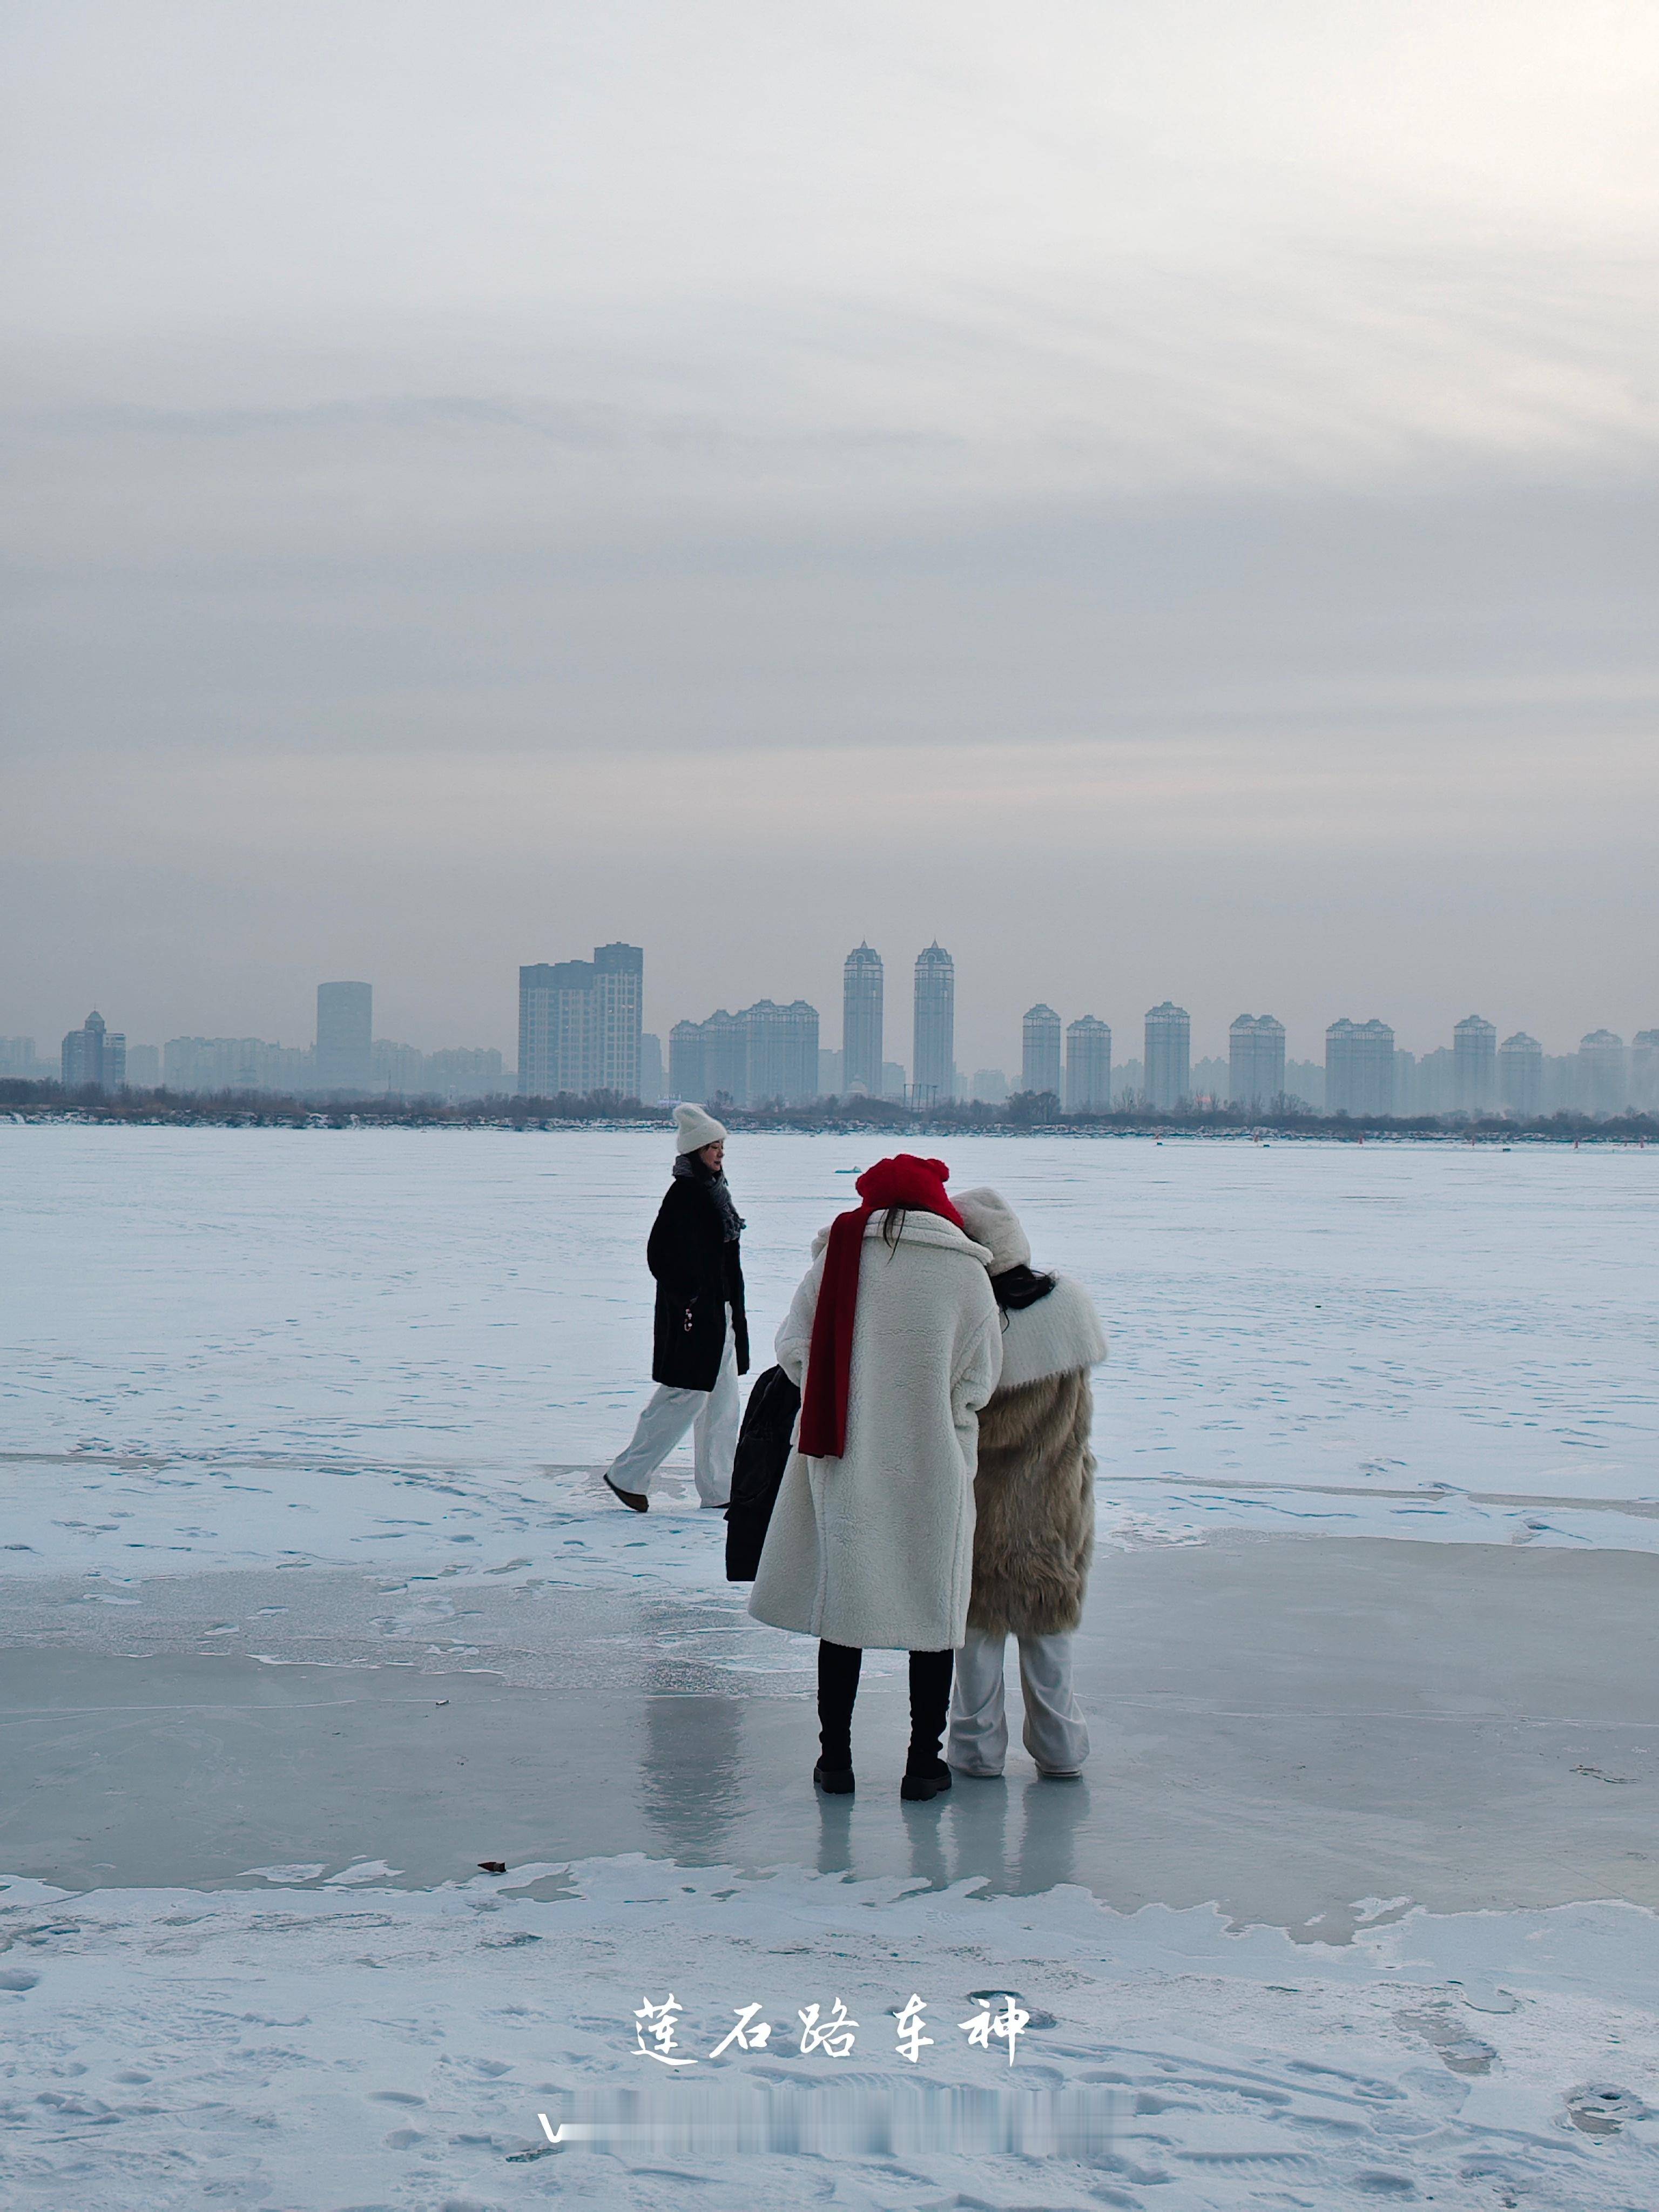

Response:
(4, 1), (1656, 1070)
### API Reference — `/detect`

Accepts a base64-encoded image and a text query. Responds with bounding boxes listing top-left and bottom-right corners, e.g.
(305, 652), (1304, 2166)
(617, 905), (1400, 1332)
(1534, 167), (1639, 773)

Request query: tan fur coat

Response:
(967, 1276), (1105, 1638)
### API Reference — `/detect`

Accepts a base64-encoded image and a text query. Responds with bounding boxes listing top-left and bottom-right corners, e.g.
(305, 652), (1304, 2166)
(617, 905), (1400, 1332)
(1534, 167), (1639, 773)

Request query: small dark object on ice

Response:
(813, 1758), (854, 1796)
(604, 1473), (648, 1513)
(901, 1762), (953, 1803)
(478, 1860), (508, 1874)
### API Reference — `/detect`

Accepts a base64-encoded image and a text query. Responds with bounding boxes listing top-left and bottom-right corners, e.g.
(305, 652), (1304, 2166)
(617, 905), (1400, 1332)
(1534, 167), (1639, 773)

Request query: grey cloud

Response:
(4, 2), (1657, 1060)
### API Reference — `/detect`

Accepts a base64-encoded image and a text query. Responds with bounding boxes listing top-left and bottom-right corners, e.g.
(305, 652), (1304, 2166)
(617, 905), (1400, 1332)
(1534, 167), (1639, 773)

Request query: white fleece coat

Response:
(747, 1210), (1003, 1651)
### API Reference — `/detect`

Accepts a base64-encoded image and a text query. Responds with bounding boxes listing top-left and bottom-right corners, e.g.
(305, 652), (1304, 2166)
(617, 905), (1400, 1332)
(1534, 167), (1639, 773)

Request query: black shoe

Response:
(900, 1760), (952, 1803)
(604, 1473), (648, 1513)
(813, 1758), (854, 1796)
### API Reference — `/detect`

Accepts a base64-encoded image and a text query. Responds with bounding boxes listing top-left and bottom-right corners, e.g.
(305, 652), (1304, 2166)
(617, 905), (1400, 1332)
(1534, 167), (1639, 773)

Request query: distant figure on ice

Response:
(946, 1188), (1107, 1781)
(603, 1104), (750, 1513)
(749, 1155), (1002, 1801)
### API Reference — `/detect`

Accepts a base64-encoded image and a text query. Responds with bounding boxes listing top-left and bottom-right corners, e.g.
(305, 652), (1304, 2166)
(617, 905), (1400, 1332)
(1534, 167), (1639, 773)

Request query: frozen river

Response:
(5, 1123), (1657, 1561)
(3, 1124), (1658, 2209)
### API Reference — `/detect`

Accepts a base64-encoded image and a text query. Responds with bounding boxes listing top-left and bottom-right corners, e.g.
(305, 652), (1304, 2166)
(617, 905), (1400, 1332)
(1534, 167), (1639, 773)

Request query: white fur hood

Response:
(991, 1274), (1108, 1394)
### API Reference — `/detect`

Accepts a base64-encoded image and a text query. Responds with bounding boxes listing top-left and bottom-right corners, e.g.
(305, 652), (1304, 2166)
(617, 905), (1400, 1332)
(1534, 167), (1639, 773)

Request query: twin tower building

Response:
(515, 941), (957, 1108)
(662, 942), (957, 1109)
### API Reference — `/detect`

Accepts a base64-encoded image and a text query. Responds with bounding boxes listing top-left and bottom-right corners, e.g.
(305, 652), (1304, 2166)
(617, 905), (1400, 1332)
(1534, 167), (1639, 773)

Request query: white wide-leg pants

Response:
(947, 1626), (1090, 1778)
(605, 1311), (739, 1507)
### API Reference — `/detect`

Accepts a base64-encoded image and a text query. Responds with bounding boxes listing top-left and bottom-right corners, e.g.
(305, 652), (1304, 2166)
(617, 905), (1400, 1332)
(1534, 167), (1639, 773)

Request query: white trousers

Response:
(947, 1626), (1090, 1778)
(605, 1313), (739, 1506)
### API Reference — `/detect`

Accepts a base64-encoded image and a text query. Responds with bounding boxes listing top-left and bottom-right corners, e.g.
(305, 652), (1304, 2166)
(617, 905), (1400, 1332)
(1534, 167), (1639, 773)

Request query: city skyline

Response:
(16, 920), (1655, 1084)
(19, 948), (1657, 1118)
(14, 929), (1657, 1081)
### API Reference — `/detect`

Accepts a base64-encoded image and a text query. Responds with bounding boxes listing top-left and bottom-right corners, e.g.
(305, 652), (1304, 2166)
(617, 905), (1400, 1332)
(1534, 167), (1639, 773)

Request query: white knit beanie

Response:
(954, 1186), (1031, 1275)
(673, 1102), (729, 1155)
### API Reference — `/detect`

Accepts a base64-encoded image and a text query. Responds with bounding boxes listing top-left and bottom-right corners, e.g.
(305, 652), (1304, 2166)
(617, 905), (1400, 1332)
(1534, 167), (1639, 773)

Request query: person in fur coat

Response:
(748, 1156), (1002, 1800)
(947, 1188), (1107, 1780)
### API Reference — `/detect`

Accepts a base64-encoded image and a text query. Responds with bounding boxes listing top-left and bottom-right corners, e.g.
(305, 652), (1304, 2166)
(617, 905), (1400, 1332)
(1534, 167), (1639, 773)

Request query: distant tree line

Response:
(4, 1076), (1656, 1142)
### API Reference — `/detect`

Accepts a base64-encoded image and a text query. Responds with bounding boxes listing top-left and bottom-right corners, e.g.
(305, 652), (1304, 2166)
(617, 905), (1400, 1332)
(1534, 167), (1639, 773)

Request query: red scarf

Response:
(797, 1155), (964, 1459)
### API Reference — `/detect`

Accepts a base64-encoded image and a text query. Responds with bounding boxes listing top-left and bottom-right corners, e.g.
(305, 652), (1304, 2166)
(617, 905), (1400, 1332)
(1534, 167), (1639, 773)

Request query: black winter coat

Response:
(647, 1173), (751, 1390)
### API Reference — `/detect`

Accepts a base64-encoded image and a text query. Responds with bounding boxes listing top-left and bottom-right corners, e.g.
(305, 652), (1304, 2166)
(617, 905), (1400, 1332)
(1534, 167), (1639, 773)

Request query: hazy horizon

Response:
(6, 3), (1656, 1071)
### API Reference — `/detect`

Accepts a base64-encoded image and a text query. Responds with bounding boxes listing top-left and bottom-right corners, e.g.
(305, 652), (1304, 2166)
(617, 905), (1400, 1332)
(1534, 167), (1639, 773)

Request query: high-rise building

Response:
(164, 1036), (312, 1094)
(1190, 1057), (1228, 1104)
(518, 962), (591, 1097)
(518, 944), (643, 1098)
(591, 942), (644, 1099)
(970, 1068), (1008, 1104)
(1021, 1005), (1063, 1097)
(1497, 1031), (1542, 1117)
(880, 1060), (908, 1102)
(1407, 1047), (1454, 1115)
(124, 1044), (160, 1088)
(0, 1037), (41, 1079)
(1228, 1015), (1286, 1108)
(669, 1000), (819, 1107)
(1579, 1030), (1627, 1116)
(372, 1040), (427, 1096)
(316, 982), (372, 1092)
(743, 999), (820, 1105)
(842, 945), (884, 1097)
(425, 1048), (505, 1102)
(1065, 1017), (1112, 1111)
(702, 1009), (748, 1104)
(913, 944), (955, 1105)
(1633, 1030), (1659, 1113)
(637, 1032), (664, 1105)
(1284, 1058), (1324, 1110)
(1325, 1018), (1395, 1115)
(1452, 1015), (1498, 1114)
(667, 1019), (706, 1103)
(1144, 1003), (1191, 1110)
(61, 1010), (125, 1091)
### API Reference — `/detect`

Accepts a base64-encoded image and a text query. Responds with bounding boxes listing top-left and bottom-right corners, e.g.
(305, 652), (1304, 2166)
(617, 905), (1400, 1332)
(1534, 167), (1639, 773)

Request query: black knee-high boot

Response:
(902, 1649), (954, 1799)
(816, 1640), (861, 1792)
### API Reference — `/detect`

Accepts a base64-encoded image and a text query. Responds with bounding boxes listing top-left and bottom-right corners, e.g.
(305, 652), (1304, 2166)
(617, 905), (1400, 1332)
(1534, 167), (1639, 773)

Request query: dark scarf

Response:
(674, 1151), (745, 1242)
(798, 1154), (963, 1459)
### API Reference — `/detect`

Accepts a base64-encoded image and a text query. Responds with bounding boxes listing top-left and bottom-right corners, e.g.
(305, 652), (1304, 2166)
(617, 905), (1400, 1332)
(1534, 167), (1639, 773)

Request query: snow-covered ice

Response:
(2, 1124), (1657, 2207)
(4, 1124), (1656, 1580)
(5, 1858), (1659, 2209)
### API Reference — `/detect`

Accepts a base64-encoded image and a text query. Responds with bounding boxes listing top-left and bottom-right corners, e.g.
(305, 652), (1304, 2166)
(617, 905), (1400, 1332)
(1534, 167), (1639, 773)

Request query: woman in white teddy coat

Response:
(748, 1155), (1002, 1800)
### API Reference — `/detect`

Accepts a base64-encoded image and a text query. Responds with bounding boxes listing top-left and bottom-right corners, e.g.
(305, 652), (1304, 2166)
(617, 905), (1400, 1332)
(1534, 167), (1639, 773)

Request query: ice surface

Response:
(3, 1125), (1657, 2207)
(3, 1858), (1657, 2209)
(8, 1540), (1659, 1920)
(3, 1125), (1657, 1583)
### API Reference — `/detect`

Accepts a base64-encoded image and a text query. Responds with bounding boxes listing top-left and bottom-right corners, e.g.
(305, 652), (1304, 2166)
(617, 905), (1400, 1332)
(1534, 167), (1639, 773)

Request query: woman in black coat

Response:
(604, 1104), (750, 1512)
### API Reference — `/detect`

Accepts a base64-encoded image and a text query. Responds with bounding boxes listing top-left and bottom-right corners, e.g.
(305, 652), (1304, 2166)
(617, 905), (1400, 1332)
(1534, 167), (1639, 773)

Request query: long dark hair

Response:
(992, 1262), (1057, 1311)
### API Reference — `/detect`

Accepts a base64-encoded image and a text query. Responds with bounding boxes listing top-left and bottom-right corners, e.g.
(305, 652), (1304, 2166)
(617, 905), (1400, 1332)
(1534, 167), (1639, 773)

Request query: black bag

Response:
(725, 1364), (800, 1582)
